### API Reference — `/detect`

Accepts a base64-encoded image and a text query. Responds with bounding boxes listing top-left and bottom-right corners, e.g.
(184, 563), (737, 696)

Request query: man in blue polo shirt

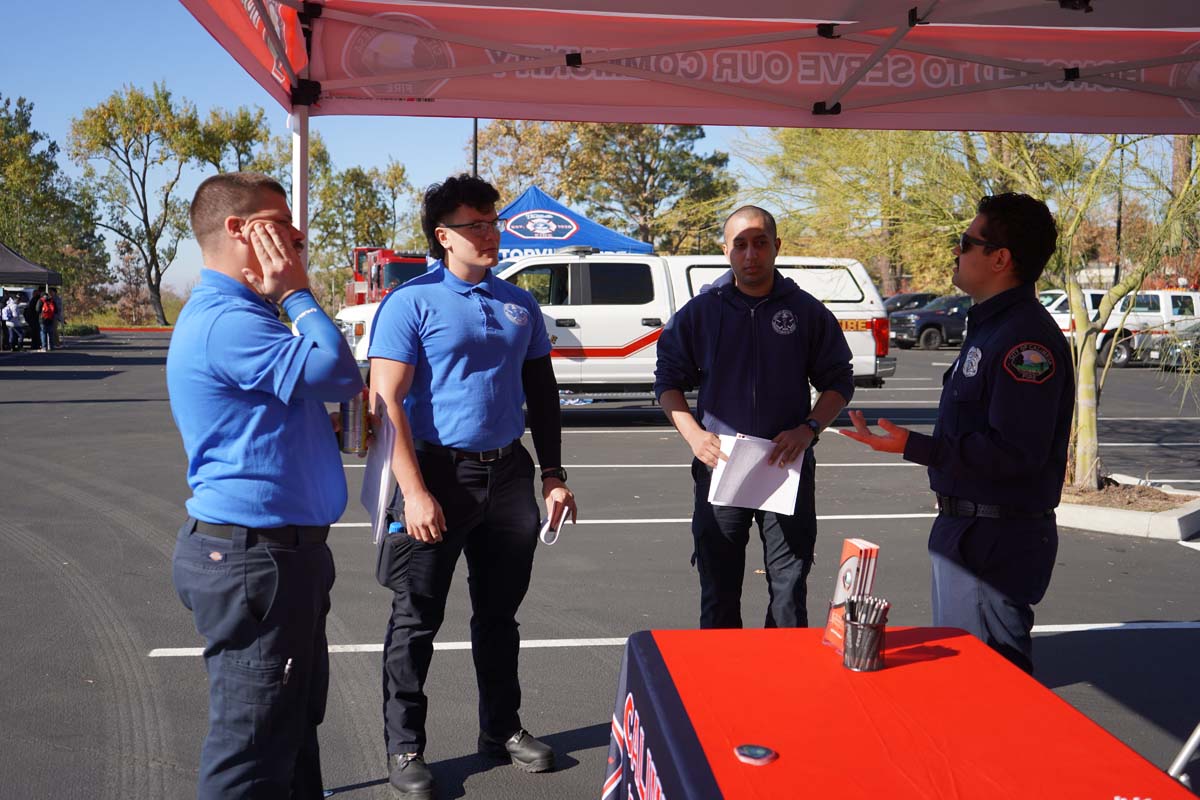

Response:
(369, 174), (578, 800)
(167, 172), (362, 799)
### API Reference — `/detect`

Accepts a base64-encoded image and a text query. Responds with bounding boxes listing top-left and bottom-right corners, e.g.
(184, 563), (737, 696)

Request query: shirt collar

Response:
(199, 268), (276, 312)
(436, 261), (495, 297)
(967, 283), (1035, 328)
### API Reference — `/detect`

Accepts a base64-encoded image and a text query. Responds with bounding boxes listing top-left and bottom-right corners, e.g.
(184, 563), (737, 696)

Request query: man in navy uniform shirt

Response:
(654, 205), (854, 630)
(368, 175), (578, 800)
(843, 193), (1072, 674)
(167, 172), (363, 798)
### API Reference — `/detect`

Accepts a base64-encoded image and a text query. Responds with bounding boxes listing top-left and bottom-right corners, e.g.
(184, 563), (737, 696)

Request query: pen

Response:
(283, 657), (293, 685)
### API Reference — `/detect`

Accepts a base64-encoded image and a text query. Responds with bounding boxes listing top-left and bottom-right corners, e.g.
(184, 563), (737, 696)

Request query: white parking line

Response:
(147, 621), (1200, 658)
(331, 512), (937, 529)
(1098, 416), (1200, 421)
(344, 462), (923, 469)
(1099, 442), (1200, 448)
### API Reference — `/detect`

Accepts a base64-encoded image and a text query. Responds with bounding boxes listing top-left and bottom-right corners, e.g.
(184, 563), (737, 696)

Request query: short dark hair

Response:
(976, 193), (1057, 284)
(190, 172), (287, 251)
(421, 174), (502, 260)
(723, 205), (778, 241)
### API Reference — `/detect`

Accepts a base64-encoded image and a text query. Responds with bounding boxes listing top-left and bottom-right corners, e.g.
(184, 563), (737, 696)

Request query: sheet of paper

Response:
(707, 433), (802, 514)
(360, 393), (396, 545)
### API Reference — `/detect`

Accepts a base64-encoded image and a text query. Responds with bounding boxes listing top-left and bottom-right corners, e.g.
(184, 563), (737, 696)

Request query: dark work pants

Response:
(690, 454), (817, 629)
(377, 444), (540, 755)
(928, 514), (1058, 673)
(172, 520), (335, 800)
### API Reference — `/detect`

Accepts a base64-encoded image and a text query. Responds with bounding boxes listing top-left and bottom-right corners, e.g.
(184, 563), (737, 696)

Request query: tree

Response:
(0, 94), (110, 305)
(69, 84), (201, 325)
(195, 106), (271, 171)
(378, 158), (416, 250)
(476, 121), (737, 252)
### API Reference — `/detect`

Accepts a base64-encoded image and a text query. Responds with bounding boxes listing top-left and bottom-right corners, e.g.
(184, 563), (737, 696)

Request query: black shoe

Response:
(478, 729), (555, 773)
(388, 753), (434, 800)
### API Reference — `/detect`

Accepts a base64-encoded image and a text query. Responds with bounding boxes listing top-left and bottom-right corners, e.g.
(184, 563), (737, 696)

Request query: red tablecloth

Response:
(604, 627), (1192, 799)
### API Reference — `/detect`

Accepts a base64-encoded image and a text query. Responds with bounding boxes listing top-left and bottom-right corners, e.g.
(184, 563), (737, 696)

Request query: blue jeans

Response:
(7, 325), (22, 349)
(40, 319), (54, 350)
(690, 454), (817, 629)
(172, 519), (335, 799)
(928, 514), (1057, 673)
(377, 443), (540, 755)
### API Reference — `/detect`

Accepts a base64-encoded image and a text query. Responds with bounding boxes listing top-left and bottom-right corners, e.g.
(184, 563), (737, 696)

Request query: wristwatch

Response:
(541, 467), (568, 482)
(803, 418), (822, 445)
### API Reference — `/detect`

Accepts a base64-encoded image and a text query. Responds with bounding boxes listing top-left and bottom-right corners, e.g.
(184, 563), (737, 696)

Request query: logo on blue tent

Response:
(505, 209), (579, 241)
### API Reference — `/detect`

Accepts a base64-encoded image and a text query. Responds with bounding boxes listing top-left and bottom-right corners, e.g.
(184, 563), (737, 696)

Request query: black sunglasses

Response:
(959, 232), (1005, 252)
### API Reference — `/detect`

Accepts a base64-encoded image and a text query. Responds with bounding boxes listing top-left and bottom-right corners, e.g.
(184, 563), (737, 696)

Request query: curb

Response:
(97, 326), (174, 332)
(1056, 496), (1200, 541)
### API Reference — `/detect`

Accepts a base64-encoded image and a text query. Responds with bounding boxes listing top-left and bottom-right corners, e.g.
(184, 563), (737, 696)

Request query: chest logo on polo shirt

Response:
(1004, 342), (1056, 384)
(503, 303), (530, 326)
(962, 346), (982, 378)
(771, 309), (797, 335)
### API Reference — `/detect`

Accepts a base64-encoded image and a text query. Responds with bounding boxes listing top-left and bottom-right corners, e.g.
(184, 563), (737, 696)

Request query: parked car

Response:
(1139, 318), (1200, 372)
(884, 292), (939, 313)
(889, 294), (972, 350)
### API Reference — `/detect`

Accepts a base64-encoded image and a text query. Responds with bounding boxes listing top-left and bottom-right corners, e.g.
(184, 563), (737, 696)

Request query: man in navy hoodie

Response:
(655, 206), (854, 629)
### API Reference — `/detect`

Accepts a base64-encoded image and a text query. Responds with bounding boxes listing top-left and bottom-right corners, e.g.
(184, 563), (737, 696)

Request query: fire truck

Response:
(344, 246), (427, 306)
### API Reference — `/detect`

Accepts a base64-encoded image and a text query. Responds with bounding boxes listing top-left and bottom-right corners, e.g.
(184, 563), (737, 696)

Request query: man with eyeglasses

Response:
(368, 174), (577, 799)
(167, 172), (363, 797)
(842, 193), (1072, 674)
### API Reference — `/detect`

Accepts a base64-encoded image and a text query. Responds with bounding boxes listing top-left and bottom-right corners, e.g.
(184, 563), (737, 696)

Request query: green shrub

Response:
(61, 322), (100, 336)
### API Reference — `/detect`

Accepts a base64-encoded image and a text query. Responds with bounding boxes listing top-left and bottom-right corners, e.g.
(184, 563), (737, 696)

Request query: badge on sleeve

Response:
(1003, 342), (1055, 383)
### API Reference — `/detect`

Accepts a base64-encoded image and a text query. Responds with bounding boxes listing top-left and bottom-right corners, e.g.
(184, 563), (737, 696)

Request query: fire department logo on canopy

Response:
(341, 14), (454, 99)
(505, 210), (579, 240)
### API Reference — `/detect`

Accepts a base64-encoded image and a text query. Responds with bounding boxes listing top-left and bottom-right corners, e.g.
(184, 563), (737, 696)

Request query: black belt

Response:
(414, 439), (518, 463)
(192, 519), (330, 545)
(936, 495), (1054, 520)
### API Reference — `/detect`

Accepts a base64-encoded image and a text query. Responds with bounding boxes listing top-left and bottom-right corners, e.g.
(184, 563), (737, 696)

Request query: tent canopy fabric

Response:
(0, 240), (62, 286)
(497, 186), (653, 260)
(181, 1), (1200, 135)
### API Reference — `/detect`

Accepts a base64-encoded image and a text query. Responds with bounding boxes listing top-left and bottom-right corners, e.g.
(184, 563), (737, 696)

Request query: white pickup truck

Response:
(336, 250), (896, 395)
(1040, 287), (1200, 366)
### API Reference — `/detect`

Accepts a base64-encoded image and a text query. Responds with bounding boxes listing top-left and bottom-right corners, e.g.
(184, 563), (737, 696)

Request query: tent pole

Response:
(291, 105), (309, 271)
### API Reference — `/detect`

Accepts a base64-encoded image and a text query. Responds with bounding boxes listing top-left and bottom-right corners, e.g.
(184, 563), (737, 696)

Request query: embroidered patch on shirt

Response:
(503, 303), (530, 326)
(1003, 342), (1055, 384)
(771, 309), (797, 335)
(962, 346), (982, 377)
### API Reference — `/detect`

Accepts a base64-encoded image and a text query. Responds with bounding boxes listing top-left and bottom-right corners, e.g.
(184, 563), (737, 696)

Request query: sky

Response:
(3, 0), (755, 292)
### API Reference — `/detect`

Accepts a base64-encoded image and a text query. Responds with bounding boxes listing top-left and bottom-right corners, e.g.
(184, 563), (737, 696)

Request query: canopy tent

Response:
(0, 240), (62, 286)
(498, 186), (653, 260)
(178, 0), (1200, 241)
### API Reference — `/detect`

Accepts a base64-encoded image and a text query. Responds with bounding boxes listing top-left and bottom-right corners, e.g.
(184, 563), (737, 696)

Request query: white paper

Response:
(707, 433), (802, 514)
(360, 393), (397, 545)
(538, 508), (575, 545)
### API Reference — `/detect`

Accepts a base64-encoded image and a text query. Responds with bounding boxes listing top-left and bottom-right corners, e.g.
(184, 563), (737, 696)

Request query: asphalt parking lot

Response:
(1, 333), (1197, 798)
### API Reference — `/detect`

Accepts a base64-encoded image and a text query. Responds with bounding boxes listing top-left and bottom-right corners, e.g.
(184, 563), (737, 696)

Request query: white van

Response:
(495, 252), (894, 394)
(1043, 288), (1200, 366)
(339, 251), (896, 395)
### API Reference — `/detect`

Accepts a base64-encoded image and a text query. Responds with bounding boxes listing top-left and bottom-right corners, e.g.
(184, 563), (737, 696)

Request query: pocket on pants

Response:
(376, 524), (414, 592)
(243, 547), (280, 624)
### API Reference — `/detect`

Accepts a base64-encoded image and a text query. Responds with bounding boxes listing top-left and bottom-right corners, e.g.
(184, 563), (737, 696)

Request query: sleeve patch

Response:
(1003, 342), (1056, 384)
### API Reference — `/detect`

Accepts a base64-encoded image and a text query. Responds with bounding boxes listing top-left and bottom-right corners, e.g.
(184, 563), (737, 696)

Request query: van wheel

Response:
(918, 327), (943, 350)
(1100, 337), (1131, 368)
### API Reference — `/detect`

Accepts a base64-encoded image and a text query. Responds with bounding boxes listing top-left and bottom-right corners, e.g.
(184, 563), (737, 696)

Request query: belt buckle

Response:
(478, 449), (500, 463)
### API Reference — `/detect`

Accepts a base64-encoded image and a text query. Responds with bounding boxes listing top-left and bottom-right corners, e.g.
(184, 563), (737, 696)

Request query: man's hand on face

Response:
(403, 489), (447, 544)
(839, 410), (909, 454)
(688, 430), (729, 469)
(768, 425), (813, 467)
(244, 220), (310, 303)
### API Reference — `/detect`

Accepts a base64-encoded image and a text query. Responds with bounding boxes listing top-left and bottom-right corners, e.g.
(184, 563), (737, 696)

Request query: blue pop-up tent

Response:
(498, 186), (652, 260)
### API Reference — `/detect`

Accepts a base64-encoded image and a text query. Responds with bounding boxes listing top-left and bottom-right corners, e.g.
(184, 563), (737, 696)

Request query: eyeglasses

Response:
(438, 218), (506, 236)
(959, 232), (1004, 252)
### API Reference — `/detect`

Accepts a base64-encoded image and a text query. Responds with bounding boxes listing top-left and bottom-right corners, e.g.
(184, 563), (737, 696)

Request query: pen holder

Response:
(843, 621), (886, 672)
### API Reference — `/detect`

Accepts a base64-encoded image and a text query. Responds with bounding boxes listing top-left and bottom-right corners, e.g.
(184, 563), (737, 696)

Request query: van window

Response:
(1119, 293), (1160, 313)
(1039, 291), (1063, 307)
(587, 263), (653, 305)
(1171, 295), (1195, 316)
(684, 265), (865, 302)
(507, 264), (569, 305)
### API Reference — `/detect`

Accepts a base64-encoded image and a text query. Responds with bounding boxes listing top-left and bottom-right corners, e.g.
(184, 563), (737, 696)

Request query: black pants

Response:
(172, 520), (335, 799)
(928, 514), (1058, 673)
(690, 454), (817, 629)
(377, 444), (540, 755)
